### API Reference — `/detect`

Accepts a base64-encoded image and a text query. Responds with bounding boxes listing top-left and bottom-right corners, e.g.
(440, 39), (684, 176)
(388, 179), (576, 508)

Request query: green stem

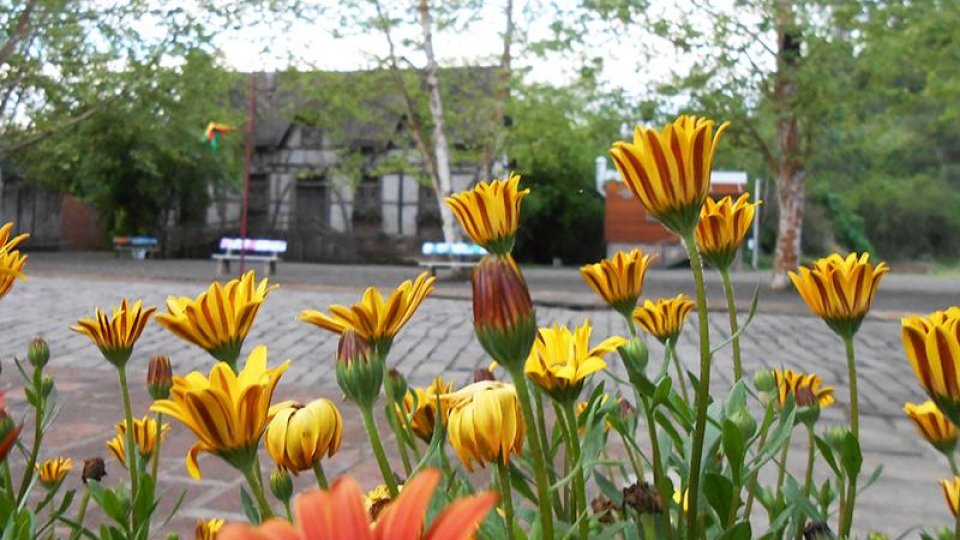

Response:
(839, 335), (859, 538)
(667, 339), (689, 402)
(949, 453), (960, 477)
(617, 429), (645, 484)
(388, 408), (413, 477)
(627, 315), (639, 338)
(16, 381), (44, 503)
(283, 499), (293, 521)
(360, 405), (399, 496)
(641, 395), (673, 540)
(508, 369), (555, 540)
(68, 490), (91, 540)
(682, 230), (713, 540)
(803, 424), (816, 497)
(496, 458), (517, 540)
(312, 460), (328, 490)
(116, 367), (139, 506)
(150, 413), (163, 481)
(542, 386), (566, 517)
(242, 462), (274, 521)
(743, 400), (776, 522)
(719, 267), (742, 382)
(775, 430), (793, 499)
(2, 457), (13, 498)
(562, 402), (589, 540)
(954, 512), (960, 540)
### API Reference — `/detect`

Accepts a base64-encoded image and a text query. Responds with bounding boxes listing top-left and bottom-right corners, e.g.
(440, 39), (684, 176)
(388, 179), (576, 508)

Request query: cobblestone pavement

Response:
(0, 267), (957, 536)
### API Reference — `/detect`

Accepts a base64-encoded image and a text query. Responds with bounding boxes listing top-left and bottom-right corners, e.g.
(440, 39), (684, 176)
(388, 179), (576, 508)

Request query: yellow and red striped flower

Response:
(789, 253), (889, 337)
(632, 295), (696, 344)
(445, 173), (529, 255)
(299, 273), (435, 354)
(904, 401), (958, 455)
(941, 476), (960, 518)
(609, 115), (729, 235)
(772, 369), (836, 409)
(579, 249), (656, 316)
(218, 469), (497, 540)
(472, 255), (537, 371)
(196, 518), (224, 540)
(155, 271), (276, 368)
(902, 309), (960, 425)
(266, 399), (343, 474)
(695, 194), (761, 270)
(443, 381), (524, 472)
(400, 376), (456, 441)
(36, 457), (72, 488)
(71, 299), (156, 367)
(106, 415), (170, 468)
(0, 222), (28, 300)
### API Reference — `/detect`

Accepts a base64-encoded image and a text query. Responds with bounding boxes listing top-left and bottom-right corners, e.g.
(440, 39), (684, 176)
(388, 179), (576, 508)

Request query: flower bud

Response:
(82, 457), (107, 484)
(147, 356), (173, 400)
(336, 330), (384, 408)
(754, 369), (775, 393)
(269, 467), (293, 502)
(823, 425), (849, 452)
(40, 375), (54, 398)
(795, 386), (822, 426)
(28, 337), (49, 370)
(729, 408), (758, 440)
(384, 369), (408, 406)
(618, 337), (649, 387)
(473, 367), (496, 383)
(472, 255), (536, 371)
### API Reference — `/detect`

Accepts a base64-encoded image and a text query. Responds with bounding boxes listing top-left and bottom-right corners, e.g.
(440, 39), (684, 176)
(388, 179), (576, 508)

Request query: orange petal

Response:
(219, 521), (300, 540)
(374, 469), (441, 540)
(425, 492), (499, 540)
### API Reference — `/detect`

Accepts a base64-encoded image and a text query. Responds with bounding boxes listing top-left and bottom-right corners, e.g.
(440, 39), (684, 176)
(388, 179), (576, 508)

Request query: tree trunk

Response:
(770, 0), (804, 290)
(417, 0), (459, 244)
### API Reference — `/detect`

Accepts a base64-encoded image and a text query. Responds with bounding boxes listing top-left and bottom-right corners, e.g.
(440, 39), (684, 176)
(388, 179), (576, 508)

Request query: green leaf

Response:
(710, 287), (760, 355)
(718, 522), (752, 540)
(593, 472), (623, 507)
(840, 432), (862, 478)
(702, 473), (735, 524)
(239, 487), (260, 525)
(814, 435), (841, 476)
(859, 465), (884, 493)
(86, 482), (127, 525)
(722, 419), (746, 483)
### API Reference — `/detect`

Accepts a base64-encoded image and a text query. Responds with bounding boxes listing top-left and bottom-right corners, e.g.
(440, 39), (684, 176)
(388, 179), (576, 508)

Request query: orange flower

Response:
(218, 469), (497, 540)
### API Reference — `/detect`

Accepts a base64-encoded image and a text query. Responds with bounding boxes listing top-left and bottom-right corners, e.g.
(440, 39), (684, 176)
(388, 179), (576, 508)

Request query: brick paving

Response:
(0, 262), (957, 536)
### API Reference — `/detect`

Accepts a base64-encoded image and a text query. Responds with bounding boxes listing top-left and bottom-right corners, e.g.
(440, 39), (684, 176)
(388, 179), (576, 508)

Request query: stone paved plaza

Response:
(2, 258), (958, 536)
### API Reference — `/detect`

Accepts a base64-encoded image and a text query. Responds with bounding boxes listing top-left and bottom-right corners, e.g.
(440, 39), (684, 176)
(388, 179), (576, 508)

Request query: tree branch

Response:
(0, 0), (38, 68)
(0, 96), (117, 155)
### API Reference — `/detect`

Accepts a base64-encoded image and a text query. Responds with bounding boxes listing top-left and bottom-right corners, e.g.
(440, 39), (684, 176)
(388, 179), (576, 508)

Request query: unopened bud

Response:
(336, 330), (383, 408)
(82, 457), (107, 484)
(729, 408), (758, 440)
(269, 468), (293, 502)
(618, 337), (649, 387)
(618, 398), (635, 420)
(384, 369), (408, 405)
(40, 375), (54, 398)
(472, 255), (536, 371)
(473, 368), (496, 383)
(795, 387), (821, 426)
(754, 369), (775, 393)
(823, 425), (849, 452)
(28, 337), (49, 369)
(147, 356), (173, 400)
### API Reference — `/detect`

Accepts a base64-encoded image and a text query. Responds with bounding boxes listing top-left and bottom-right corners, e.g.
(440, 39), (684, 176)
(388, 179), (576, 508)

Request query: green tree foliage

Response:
(509, 83), (631, 265)
(14, 51), (243, 237)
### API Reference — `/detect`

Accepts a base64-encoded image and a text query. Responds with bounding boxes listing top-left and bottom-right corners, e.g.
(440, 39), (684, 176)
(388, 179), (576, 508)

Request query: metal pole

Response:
(239, 72), (256, 275)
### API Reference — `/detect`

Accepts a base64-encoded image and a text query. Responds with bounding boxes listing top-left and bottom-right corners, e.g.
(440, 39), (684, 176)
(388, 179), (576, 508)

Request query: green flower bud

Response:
(729, 408), (758, 440)
(40, 375), (54, 398)
(28, 337), (49, 370)
(147, 356), (173, 400)
(269, 467), (293, 502)
(618, 337), (649, 387)
(384, 369), (408, 406)
(754, 369), (775, 393)
(336, 330), (384, 409)
(472, 255), (537, 371)
(823, 425), (849, 452)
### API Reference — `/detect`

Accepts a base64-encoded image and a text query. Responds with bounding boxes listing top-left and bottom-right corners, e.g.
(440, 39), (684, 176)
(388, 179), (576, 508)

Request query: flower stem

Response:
(16, 377), (45, 504)
(360, 405), (399, 497)
(508, 368), (555, 540)
(839, 334), (860, 538)
(312, 460), (328, 490)
(640, 395), (673, 540)
(743, 400), (775, 522)
(116, 366), (139, 503)
(803, 424), (816, 497)
(242, 461), (274, 521)
(496, 458), (517, 540)
(151, 413), (163, 481)
(385, 398), (413, 477)
(775, 430), (793, 499)
(68, 490), (91, 540)
(719, 267), (742, 382)
(950, 453), (960, 477)
(682, 230), (713, 539)
(617, 429), (645, 484)
(562, 401), (589, 540)
(666, 339), (689, 402)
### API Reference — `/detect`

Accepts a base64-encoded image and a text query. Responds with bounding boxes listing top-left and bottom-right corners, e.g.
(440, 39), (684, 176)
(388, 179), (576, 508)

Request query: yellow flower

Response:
(443, 381), (524, 472)
(904, 401), (958, 454)
(772, 369), (836, 409)
(576, 394), (613, 433)
(365, 482), (398, 521)
(632, 295), (696, 343)
(609, 115), (730, 235)
(789, 253), (889, 338)
(0, 222), (28, 300)
(106, 415), (170, 468)
(695, 194), (761, 270)
(265, 398), (343, 474)
(298, 272), (435, 353)
(71, 299), (156, 367)
(579, 249), (656, 316)
(401, 376), (456, 441)
(903, 309), (960, 425)
(150, 345), (289, 479)
(942, 476), (960, 518)
(444, 173), (529, 255)
(195, 518), (224, 540)
(36, 457), (72, 487)
(155, 271), (276, 367)
(524, 322), (627, 403)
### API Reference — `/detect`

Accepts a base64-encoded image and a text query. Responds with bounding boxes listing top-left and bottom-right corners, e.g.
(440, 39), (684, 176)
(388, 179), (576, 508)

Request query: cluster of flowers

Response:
(0, 115), (956, 539)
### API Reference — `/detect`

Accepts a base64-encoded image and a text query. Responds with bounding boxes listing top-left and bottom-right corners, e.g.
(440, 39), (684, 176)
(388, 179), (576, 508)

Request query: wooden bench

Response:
(417, 242), (487, 276)
(112, 236), (159, 259)
(212, 237), (287, 276)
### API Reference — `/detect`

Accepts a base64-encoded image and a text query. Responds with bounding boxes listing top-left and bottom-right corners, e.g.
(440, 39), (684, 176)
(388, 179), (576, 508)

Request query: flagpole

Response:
(239, 72), (255, 275)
